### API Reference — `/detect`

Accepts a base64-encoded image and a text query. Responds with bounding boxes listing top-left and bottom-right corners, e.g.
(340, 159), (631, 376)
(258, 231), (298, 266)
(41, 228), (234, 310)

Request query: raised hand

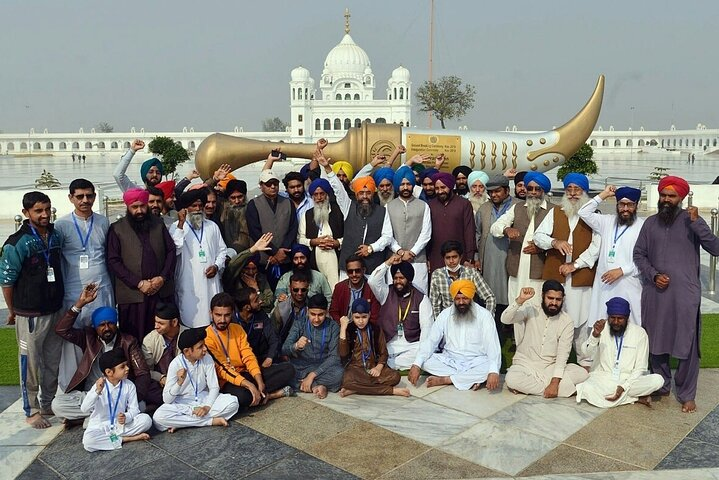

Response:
(687, 206), (699, 222)
(131, 139), (145, 152)
(434, 153), (446, 169)
(213, 164), (232, 182)
(295, 336), (310, 351)
(185, 168), (201, 181)
(250, 232), (274, 253)
(176, 368), (187, 386)
(77, 282), (99, 307)
(599, 184), (617, 200)
(592, 319), (606, 338)
(95, 376), (106, 394)
(517, 287), (535, 305)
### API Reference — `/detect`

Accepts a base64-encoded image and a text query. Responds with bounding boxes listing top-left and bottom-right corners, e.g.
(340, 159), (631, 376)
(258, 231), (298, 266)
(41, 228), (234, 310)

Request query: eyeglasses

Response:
(74, 193), (96, 200)
(346, 268), (363, 274)
(292, 287), (308, 293)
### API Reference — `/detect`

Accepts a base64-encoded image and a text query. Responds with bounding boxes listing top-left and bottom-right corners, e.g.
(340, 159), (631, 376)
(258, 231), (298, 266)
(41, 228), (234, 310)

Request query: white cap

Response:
(258, 169), (279, 184)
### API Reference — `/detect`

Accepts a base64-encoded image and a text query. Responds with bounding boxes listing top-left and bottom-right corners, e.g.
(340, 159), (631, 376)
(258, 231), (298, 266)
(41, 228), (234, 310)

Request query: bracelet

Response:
(70, 305), (82, 314)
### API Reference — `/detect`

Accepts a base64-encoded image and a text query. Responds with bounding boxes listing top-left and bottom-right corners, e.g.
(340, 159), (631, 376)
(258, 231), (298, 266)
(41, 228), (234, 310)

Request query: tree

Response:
(416, 75), (476, 129)
(556, 143), (598, 181)
(262, 117), (288, 132)
(148, 136), (190, 178)
(96, 122), (114, 133)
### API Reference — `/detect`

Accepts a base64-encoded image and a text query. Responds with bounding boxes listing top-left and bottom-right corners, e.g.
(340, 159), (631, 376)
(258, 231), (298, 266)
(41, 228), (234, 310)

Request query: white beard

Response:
(188, 212), (204, 230)
(379, 189), (394, 207)
(469, 195), (487, 213)
(314, 200), (330, 227)
(526, 196), (544, 218)
(561, 193), (590, 219)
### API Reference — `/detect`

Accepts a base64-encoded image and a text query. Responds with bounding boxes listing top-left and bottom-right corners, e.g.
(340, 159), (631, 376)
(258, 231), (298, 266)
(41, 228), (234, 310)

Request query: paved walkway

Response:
(3, 370), (719, 479)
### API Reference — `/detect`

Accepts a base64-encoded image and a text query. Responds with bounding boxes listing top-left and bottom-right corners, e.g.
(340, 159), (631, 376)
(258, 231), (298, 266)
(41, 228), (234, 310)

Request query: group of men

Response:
(0, 137), (712, 440)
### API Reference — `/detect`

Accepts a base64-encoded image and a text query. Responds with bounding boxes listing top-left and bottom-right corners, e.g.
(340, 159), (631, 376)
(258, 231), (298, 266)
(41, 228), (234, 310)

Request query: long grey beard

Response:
(189, 212), (204, 230)
(560, 193), (590, 219)
(379, 189), (394, 207)
(358, 202), (373, 218)
(526, 196), (543, 218)
(469, 195), (487, 213)
(453, 306), (472, 322)
(313, 200), (331, 227)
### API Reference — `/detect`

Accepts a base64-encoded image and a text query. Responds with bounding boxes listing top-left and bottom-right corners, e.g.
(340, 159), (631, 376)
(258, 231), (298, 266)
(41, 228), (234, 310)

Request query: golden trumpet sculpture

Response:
(195, 75), (604, 179)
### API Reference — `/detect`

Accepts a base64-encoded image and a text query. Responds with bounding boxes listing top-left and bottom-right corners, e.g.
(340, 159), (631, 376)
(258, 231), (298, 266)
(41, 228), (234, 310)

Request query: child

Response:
(152, 327), (239, 432)
(80, 349), (152, 452)
(339, 299), (410, 397)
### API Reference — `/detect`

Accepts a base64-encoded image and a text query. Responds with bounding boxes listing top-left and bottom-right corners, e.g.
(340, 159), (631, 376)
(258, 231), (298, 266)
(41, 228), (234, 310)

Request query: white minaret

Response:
(289, 65), (314, 143)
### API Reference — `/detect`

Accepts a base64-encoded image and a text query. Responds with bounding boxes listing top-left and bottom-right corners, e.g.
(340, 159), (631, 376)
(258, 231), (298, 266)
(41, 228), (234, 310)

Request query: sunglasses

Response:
(74, 193), (96, 200)
(292, 287), (308, 293)
(346, 268), (363, 274)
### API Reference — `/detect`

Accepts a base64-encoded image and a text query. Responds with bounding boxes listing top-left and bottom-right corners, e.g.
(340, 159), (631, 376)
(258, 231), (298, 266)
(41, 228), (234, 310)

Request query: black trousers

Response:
(221, 363), (295, 409)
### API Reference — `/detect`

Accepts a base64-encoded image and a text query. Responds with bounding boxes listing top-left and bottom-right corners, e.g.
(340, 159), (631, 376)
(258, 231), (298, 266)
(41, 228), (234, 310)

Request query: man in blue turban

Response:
(373, 167), (396, 207)
(577, 183), (645, 331)
(114, 138), (164, 192)
(535, 171), (599, 366)
(300, 178), (343, 288)
(576, 296), (663, 408)
(273, 242), (333, 307)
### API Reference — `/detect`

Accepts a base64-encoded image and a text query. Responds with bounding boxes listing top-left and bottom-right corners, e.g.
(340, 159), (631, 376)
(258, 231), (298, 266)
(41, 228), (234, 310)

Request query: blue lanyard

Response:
(189, 221), (204, 247)
(613, 223), (629, 247)
(445, 267), (462, 286)
(348, 286), (363, 315)
(180, 356), (199, 403)
(211, 325), (231, 362)
(237, 312), (256, 335)
(106, 379), (123, 428)
(71, 212), (94, 251)
(357, 326), (373, 370)
(306, 318), (328, 362)
(29, 225), (52, 265)
(614, 334), (624, 363)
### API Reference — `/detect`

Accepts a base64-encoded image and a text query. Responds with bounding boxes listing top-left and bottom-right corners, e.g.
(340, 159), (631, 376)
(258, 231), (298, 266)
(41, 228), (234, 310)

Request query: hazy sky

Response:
(2, 0), (716, 134)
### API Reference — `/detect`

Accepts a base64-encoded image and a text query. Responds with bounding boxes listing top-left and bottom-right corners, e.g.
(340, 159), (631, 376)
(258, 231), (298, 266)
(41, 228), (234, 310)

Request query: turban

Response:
(514, 171), (527, 185)
(225, 179), (247, 196)
(452, 165), (472, 178)
(140, 157), (163, 181)
(373, 167), (395, 187)
(155, 301), (180, 321)
(332, 161), (354, 180)
(245, 253), (260, 268)
(615, 186), (641, 203)
(156, 180), (176, 200)
(390, 261), (415, 282)
(352, 176), (376, 194)
(299, 163), (320, 182)
(123, 188), (149, 206)
(177, 188), (208, 210)
(563, 173), (589, 192)
(92, 306), (118, 329)
(307, 294), (328, 310)
(178, 327), (207, 350)
(393, 166), (416, 191)
(524, 172), (551, 193)
(411, 163), (426, 174)
(217, 173), (236, 191)
(467, 171), (489, 189)
(432, 172), (455, 190)
(420, 167), (438, 182)
(291, 243), (311, 259)
(449, 279), (476, 299)
(309, 178), (332, 195)
(99, 349), (126, 373)
(606, 297), (630, 317)
(351, 298), (370, 314)
(658, 176), (690, 199)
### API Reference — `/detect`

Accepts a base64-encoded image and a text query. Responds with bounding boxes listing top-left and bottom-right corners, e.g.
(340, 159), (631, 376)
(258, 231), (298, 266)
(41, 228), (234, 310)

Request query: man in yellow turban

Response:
(408, 279), (502, 391)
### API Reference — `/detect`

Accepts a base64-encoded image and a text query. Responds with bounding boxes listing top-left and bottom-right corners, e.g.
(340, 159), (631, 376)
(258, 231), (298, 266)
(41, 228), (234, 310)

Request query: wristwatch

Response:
(367, 245), (373, 254)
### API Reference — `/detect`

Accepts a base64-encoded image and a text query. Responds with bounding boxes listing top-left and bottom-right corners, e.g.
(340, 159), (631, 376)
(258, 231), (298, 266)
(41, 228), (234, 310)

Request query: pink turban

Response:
(123, 188), (149, 206)
(658, 176), (690, 199)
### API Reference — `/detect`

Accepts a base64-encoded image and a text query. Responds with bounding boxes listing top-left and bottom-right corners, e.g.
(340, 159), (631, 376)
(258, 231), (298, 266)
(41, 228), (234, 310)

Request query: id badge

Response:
(612, 362), (621, 381)
(198, 249), (208, 264)
(607, 249), (616, 264)
(108, 425), (122, 449)
(79, 254), (90, 269)
(46, 267), (56, 283)
(397, 323), (404, 338)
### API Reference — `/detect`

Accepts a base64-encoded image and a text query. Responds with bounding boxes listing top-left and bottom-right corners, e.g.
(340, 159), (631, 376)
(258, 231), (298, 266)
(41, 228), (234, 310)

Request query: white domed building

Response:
(289, 11), (412, 143)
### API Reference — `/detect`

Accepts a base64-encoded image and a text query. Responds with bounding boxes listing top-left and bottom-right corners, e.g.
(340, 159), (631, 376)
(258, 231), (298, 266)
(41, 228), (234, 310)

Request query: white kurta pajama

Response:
(80, 379), (152, 452)
(576, 323), (663, 408)
(413, 303), (501, 390)
(298, 210), (341, 290)
(171, 219), (227, 327)
(578, 195), (645, 326)
(152, 354), (238, 432)
(55, 212), (114, 391)
(533, 208), (601, 365)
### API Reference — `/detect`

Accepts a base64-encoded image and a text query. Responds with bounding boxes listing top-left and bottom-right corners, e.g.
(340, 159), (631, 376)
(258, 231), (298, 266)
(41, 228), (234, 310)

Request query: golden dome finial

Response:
(344, 8), (351, 34)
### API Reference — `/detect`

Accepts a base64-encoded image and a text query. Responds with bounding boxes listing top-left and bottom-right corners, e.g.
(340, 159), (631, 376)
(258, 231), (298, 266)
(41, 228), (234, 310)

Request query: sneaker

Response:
(282, 386), (297, 397)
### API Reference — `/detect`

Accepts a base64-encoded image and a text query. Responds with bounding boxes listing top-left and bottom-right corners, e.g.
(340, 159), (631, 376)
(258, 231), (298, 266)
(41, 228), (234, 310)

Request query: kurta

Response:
(339, 325), (400, 395)
(579, 195), (645, 326)
(576, 323), (663, 408)
(633, 210), (719, 358)
(414, 303), (501, 390)
(476, 197), (517, 305)
(170, 219), (227, 328)
(281, 317), (343, 392)
(427, 195), (477, 272)
(55, 212), (114, 391)
(501, 301), (588, 397)
(298, 207), (342, 290)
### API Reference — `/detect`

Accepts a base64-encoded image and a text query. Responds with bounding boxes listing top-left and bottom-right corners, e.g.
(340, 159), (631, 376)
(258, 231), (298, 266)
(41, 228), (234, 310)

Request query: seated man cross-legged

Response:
(409, 279), (501, 391)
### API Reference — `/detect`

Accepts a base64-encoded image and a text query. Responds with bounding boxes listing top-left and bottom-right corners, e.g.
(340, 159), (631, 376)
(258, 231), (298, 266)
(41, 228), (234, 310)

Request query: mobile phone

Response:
(271, 150), (287, 160)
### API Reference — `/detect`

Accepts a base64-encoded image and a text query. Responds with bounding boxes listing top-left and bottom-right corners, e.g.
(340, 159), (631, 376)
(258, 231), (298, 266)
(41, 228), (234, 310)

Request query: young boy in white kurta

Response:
(152, 327), (239, 432)
(81, 350), (152, 452)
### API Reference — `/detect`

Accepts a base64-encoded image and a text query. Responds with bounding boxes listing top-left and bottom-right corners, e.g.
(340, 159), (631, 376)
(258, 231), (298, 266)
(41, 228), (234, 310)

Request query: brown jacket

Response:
(55, 309), (151, 399)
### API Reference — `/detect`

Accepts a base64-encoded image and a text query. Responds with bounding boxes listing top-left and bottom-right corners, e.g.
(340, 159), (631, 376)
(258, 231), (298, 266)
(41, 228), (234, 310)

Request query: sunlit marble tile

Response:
(423, 384), (524, 418)
(303, 390), (417, 422)
(0, 412), (63, 447)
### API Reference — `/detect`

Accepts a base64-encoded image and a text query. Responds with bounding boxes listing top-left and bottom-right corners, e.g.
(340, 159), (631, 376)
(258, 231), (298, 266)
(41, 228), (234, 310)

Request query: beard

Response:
(455, 185), (469, 196)
(454, 303), (472, 321)
(423, 189), (436, 199)
(378, 189), (394, 207)
(127, 209), (151, 233)
(609, 322), (627, 337)
(188, 212), (204, 230)
(617, 210), (637, 226)
(541, 301), (561, 317)
(561, 193), (590, 218)
(357, 201), (373, 218)
(469, 195), (487, 213)
(526, 196), (543, 218)
(313, 200), (330, 227)
(150, 206), (162, 217)
(657, 200), (680, 225)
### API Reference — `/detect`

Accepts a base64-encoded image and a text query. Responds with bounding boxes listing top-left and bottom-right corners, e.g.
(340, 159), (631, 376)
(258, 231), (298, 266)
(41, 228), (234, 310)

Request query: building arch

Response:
(73, 141), (80, 149)
(336, 94), (342, 100)
(188, 141), (195, 149)
(111, 141), (118, 149)
(602, 139), (609, 147)
(315, 119), (321, 130)
(33, 142), (41, 150)
(399, 87), (404, 99)
(20, 142), (28, 151)
(292, 88), (295, 100)
(614, 139), (621, 147)
(97, 141), (105, 149)
(354, 93), (359, 100)
(123, 141), (131, 149)
(344, 118), (351, 129)
(376, 118), (387, 124)
(626, 139), (632, 147)
(298, 89), (303, 100)
(85, 142), (93, 149)
(590, 139), (597, 147)
(334, 118), (341, 130)
(354, 118), (361, 128)
(46, 142), (54, 150)
(344, 93), (351, 100)
(638, 139), (645, 147)
(7, 143), (14, 151)
(324, 118), (331, 130)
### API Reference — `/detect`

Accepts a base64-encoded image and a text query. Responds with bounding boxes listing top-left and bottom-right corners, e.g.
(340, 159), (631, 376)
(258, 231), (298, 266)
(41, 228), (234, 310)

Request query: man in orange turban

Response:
(351, 176), (376, 195)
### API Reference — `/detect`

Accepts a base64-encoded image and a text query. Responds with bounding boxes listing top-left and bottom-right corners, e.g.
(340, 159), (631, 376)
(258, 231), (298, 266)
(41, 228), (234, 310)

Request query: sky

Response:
(1, 0), (717, 134)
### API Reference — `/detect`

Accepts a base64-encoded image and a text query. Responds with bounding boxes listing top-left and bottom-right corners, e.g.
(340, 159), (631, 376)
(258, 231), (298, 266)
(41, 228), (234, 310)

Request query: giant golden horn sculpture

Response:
(195, 75), (604, 179)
